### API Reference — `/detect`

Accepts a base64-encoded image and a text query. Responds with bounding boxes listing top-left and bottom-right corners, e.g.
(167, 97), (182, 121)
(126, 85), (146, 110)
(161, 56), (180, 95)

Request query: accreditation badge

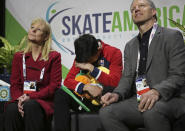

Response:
(136, 76), (150, 102)
(23, 81), (37, 94)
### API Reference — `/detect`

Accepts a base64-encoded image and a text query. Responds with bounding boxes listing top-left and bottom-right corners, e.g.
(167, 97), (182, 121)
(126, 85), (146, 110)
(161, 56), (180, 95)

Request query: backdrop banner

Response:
(6, 0), (185, 78)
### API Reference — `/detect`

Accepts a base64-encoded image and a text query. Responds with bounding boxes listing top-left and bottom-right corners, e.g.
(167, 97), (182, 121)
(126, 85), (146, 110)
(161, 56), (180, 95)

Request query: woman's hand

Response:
(17, 94), (30, 117)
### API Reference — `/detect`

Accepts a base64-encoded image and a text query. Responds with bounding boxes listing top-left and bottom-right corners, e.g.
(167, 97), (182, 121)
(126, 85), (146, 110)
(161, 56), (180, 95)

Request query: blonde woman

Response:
(4, 18), (62, 131)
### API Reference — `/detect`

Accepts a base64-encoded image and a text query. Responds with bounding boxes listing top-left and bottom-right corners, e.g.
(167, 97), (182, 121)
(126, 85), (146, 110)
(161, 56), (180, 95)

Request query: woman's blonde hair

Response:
(23, 18), (52, 61)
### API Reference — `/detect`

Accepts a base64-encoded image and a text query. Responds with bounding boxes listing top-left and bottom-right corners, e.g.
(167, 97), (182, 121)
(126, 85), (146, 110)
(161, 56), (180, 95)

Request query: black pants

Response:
(4, 99), (48, 131)
(54, 86), (114, 131)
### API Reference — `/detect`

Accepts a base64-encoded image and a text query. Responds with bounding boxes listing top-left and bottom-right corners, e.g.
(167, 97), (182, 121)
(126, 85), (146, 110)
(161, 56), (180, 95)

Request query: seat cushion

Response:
(71, 112), (104, 131)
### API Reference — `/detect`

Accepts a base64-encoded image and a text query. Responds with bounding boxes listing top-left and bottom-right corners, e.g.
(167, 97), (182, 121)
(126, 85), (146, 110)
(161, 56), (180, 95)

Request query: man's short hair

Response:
(74, 34), (99, 63)
(131, 0), (157, 20)
(147, 0), (157, 20)
(146, 0), (156, 9)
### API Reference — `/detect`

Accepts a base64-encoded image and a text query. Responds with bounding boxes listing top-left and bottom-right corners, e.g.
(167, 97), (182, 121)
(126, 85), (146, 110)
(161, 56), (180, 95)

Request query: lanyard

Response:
(136, 23), (158, 73)
(23, 54), (45, 81)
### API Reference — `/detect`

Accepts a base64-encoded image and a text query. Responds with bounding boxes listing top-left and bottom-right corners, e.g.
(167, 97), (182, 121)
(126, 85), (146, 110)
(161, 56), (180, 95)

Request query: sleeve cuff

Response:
(75, 82), (85, 94)
(28, 93), (36, 99)
(114, 92), (123, 101)
(90, 67), (101, 79)
(152, 87), (169, 101)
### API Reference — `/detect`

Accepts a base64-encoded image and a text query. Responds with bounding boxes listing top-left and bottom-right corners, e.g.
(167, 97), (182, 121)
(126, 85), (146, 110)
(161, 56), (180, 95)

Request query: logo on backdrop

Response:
(46, 2), (75, 55)
(46, 1), (185, 56)
(46, 1), (138, 55)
